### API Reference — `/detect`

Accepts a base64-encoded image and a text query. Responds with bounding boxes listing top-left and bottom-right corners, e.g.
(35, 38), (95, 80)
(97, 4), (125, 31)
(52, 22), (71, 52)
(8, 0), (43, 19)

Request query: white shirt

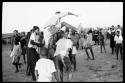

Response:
(35, 58), (56, 82)
(54, 38), (73, 57)
(44, 12), (68, 28)
(28, 32), (35, 47)
(114, 35), (123, 44)
(107, 30), (111, 34)
(87, 33), (94, 45)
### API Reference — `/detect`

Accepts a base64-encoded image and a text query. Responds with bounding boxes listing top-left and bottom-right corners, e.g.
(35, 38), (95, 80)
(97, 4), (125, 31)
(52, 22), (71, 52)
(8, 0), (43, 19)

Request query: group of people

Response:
(107, 25), (123, 60)
(9, 11), (123, 82)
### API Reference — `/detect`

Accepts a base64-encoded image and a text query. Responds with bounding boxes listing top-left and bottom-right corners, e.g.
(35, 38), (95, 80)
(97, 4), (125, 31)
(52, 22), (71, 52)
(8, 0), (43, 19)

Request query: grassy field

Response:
(2, 40), (123, 82)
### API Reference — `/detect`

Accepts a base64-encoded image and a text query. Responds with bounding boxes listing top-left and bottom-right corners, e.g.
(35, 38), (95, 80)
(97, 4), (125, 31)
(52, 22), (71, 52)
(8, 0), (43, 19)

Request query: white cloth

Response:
(43, 28), (52, 48)
(10, 43), (22, 58)
(107, 30), (111, 34)
(28, 32), (35, 48)
(87, 33), (94, 45)
(10, 43), (22, 63)
(43, 12), (68, 48)
(54, 38), (73, 57)
(61, 26), (66, 31)
(72, 46), (77, 54)
(35, 58), (56, 82)
(44, 12), (68, 28)
(114, 35), (123, 44)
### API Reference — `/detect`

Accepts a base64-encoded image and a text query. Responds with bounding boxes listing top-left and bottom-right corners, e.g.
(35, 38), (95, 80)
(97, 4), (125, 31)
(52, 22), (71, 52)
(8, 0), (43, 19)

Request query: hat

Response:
(33, 26), (39, 31)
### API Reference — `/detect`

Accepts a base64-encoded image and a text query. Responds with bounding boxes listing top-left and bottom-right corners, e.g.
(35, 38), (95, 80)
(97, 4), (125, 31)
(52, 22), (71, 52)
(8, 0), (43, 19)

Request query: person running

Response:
(114, 31), (123, 60)
(99, 32), (106, 53)
(43, 11), (78, 48)
(35, 47), (58, 82)
(83, 33), (95, 60)
(10, 30), (22, 73)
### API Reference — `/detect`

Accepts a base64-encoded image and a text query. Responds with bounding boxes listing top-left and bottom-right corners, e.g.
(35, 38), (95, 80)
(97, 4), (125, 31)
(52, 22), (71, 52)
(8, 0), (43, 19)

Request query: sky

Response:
(2, 2), (123, 33)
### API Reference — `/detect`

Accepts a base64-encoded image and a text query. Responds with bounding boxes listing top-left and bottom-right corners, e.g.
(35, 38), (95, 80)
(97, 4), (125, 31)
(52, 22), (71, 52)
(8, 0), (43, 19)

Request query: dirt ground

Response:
(2, 40), (123, 82)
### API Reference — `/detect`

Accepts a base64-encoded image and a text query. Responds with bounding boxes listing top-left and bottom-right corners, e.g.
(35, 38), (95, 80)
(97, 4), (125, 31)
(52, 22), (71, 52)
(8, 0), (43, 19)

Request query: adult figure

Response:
(10, 30), (22, 73)
(115, 25), (122, 35)
(79, 31), (95, 60)
(20, 32), (27, 64)
(43, 11), (78, 48)
(26, 26), (43, 81)
(70, 31), (78, 71)
(98, 32), (106, 53)
(114, 31), (123, 60)
(54, 31), (73, 82)
(110, 25), (116, 54)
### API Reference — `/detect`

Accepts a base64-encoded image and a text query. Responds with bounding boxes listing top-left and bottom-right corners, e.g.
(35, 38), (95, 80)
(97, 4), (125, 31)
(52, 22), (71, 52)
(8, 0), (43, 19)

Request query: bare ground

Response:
(2, 40), (123, 82)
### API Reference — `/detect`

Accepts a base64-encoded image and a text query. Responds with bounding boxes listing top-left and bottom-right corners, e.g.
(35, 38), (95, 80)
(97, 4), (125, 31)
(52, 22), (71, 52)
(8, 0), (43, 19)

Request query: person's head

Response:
(33, 26), (40, 34)
(111, 25), (114, 30)
(13, 30), (18, 36)
(21, 32), (25, 37)
(72, 31), (75, 35)
(117, 25), (120, 28)
(40, 47), (48, 57)
(116, 31), (120, 36)
(55, 11), (61, 14)
(64, 31), (69, 38)
(99, 32), (102, 35)
(84, 34), (87, 39)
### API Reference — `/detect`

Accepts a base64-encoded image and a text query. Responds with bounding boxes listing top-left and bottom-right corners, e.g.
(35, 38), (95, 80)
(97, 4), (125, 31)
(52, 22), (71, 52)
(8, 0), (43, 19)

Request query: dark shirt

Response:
(99, 34), (104, 44)
(20, 37), (27, 48)
(11, 34), (21, 51)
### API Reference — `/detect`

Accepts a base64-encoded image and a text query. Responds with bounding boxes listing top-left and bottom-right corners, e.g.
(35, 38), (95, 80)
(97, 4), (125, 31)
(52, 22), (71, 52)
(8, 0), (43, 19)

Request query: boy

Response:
(114, 31), (123, 60)
(35, 47), (58, 82)
(99, 32), (106, 53)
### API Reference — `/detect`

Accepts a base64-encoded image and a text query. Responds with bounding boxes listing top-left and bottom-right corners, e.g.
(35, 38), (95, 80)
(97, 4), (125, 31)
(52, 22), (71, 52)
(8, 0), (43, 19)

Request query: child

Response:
(99, 32), (106, 53)
(35, 47), (58, 82)
(114, 31), (123, 60)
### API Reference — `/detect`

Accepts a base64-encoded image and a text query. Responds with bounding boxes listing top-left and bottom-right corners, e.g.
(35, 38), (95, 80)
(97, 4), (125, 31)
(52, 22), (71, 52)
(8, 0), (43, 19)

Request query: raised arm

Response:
(60, 12), (78, 19)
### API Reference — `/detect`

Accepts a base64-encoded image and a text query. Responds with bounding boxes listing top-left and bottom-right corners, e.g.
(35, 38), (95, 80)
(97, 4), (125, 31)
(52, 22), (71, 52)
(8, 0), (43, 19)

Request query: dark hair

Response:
(13, 30), (18, 33)
(33, 26), (39, 31)
(55, 11), (61, 14)
(40, 47), (48, 56)
(112, 25), (114, 27)
(117, 25), (120, 27)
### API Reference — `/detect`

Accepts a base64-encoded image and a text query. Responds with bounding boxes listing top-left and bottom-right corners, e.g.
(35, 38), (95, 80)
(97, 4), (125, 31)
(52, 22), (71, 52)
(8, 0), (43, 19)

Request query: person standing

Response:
(99, 32), (106, 53)
(70, 31), (78, 71)
(114, 31), (123, 60)
(10, 30), (22, 73)
(20, 32), (27, 64)
(110, 26), (116, 54)
(26, 26), (43, 81)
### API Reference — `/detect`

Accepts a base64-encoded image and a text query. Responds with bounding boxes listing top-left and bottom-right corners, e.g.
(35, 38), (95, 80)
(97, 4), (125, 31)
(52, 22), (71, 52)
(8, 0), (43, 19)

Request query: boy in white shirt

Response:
(114, 31), (123, 60)
(54, 31), (73, 82)
(35, 47), (58, 82)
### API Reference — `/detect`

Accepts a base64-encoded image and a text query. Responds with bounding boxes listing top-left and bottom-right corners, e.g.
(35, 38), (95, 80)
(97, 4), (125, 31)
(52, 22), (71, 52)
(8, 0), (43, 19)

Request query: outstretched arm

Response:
(60, 12), (78, 18)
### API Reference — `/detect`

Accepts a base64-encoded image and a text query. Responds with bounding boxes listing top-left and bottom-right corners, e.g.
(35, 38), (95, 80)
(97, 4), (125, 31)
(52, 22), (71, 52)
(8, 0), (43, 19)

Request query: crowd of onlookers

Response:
(4, 23), (123, 82)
